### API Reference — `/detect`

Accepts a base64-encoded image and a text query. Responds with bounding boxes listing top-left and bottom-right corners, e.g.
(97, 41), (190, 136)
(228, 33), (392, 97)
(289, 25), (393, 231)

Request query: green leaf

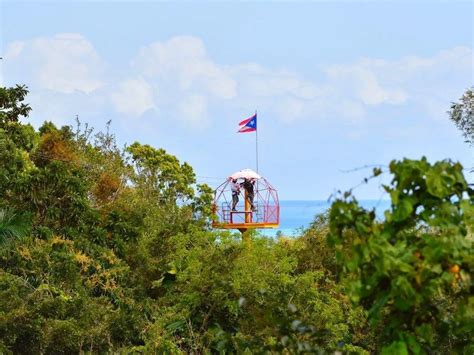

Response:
(405, 334), (422, 354)
(415, 323), (435, 346)
(151, 277), (165, 289)
(373, 167), (383, 177)
(165, 320), (185, 332)
(382, 341), (408, 355)
(426, 170), (450, 198)
(393, 198), (413, 222)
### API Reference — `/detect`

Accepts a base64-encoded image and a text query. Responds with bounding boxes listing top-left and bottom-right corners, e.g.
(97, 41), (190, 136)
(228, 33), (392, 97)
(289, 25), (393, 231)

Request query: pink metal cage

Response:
(212, 175), (279, 230)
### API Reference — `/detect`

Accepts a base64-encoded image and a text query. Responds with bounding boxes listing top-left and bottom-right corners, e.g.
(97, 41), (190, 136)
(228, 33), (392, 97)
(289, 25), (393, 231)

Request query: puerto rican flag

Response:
(238, 113), (257, 133)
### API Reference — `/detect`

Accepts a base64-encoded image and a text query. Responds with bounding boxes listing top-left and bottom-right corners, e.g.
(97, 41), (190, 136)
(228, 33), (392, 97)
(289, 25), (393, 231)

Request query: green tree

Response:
(138, 232), (370, 354)
(328, 158), (473, 353)
(0, 83), (372, 354)
(0, 85), (31, 125)
(126, 142), (196, 202)
(0, 86), (35, 151)
(449, 87), (474, 145)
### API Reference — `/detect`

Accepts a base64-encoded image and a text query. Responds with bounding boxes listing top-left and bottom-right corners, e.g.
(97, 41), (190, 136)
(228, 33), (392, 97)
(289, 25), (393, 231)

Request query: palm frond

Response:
(0, 209), (31, 244)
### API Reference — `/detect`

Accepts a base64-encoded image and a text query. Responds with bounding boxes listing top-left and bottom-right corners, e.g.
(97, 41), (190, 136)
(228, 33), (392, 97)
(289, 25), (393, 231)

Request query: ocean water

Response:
(260, 200), (391, 237)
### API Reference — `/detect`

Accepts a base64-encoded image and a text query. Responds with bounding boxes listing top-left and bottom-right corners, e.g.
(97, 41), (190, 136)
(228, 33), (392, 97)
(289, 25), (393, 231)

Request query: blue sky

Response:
(1, 1), (473, 199)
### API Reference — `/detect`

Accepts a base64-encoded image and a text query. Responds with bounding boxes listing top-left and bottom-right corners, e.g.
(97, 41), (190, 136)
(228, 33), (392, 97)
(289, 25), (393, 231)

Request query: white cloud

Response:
(224, 63), (328, 123)
(229, 63), (317, 99)
(325, 62), (408, 106)
(4, 33), (105, 94)
(123, 36), (238, 124)
(133, 36), (237, 99)
(337, 100), (366, 121)
(176, 95), (208, 124)
(110, 77), (155, 117)
(2, 32), (472, 127)
(324, 46), (473, 120)
(5, 41), (26, 58)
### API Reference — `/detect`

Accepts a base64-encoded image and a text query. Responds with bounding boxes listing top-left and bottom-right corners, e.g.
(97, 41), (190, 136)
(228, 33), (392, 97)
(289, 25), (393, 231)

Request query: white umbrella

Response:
(228, 168), (261, 180)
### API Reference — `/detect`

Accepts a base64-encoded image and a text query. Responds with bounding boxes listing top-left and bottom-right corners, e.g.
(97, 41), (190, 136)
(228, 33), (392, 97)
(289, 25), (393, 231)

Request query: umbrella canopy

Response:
(228, 168), (261, 180)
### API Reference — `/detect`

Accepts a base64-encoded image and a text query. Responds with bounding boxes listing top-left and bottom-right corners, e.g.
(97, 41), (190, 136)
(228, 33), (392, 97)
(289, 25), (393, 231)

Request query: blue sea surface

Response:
(260, 200), (391, 237)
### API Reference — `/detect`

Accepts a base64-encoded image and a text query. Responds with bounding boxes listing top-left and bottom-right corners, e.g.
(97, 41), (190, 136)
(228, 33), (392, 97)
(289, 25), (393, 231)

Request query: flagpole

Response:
(255, 110), (258, 174)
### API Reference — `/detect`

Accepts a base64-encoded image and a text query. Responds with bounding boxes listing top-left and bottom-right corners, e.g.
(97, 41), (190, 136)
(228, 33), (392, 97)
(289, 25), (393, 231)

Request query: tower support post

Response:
(244, 189), (252, 223)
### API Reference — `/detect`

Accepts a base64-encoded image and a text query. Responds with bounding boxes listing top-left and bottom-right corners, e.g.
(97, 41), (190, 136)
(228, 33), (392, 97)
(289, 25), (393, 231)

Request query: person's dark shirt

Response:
(241, 180), (254, 194)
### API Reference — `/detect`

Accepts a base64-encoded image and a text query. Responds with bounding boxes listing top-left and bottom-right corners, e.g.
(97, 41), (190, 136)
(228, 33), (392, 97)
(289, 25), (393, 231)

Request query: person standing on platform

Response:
(241, 178), (256, 211)
(230, 179), (240, 211)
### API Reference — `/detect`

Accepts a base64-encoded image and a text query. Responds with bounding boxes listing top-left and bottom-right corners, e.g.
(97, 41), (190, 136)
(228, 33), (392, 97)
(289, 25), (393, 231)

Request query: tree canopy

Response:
(0, 85), (472, 354)
(449, 87), (474, 146)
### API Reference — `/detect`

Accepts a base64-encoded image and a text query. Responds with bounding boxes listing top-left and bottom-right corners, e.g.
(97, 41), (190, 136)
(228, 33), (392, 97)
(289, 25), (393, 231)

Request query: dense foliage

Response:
(0, 85), (472, 353)
(449, 87), (474, 146)
(329, 161), (473, 354)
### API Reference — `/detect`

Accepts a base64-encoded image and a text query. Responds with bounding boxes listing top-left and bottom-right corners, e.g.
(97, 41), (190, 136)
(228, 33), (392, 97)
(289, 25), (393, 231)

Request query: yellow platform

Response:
(212, 222), (279, 230)
(212, 181), (279, 235)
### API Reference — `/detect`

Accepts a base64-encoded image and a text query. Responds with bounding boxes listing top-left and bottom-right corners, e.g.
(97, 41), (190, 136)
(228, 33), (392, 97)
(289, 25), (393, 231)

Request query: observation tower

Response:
(212, 169), (279, 234)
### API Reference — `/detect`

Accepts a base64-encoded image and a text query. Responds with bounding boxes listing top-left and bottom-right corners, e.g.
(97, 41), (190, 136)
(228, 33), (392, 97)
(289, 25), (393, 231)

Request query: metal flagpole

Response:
(255, 110), (259, 217)
(255, 110), (258, 174)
